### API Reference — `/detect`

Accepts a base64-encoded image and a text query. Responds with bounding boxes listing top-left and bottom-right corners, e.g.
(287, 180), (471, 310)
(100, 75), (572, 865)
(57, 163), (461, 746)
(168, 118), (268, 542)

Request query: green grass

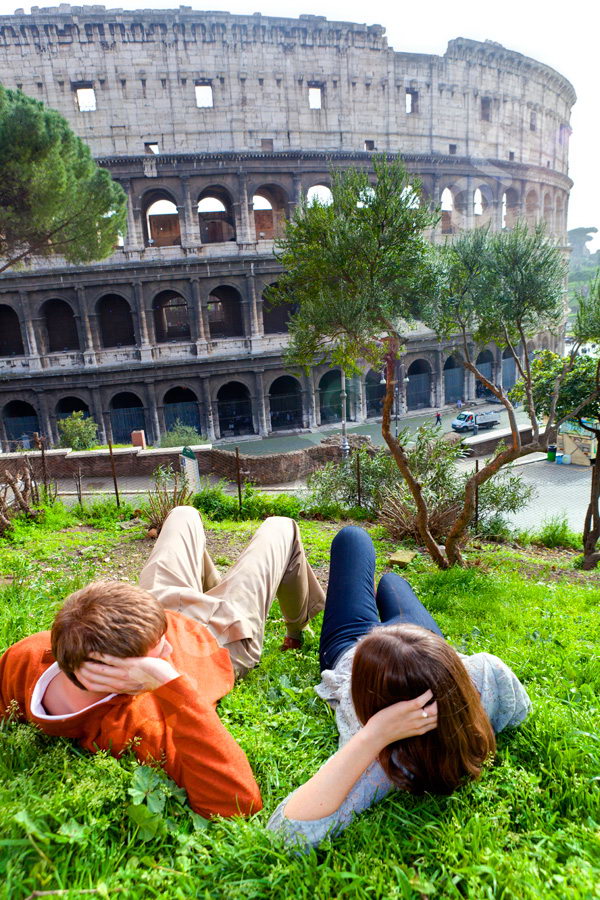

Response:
(0, 507), (599, 899)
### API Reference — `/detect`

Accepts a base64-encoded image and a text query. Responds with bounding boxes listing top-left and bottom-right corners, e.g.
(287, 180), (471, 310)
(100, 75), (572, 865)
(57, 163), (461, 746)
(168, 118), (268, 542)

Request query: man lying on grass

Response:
(0, 507), (324, 819)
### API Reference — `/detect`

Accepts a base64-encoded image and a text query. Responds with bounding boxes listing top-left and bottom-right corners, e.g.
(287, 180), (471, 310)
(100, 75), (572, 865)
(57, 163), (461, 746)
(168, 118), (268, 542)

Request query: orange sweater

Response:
(0, 610), (262, 818)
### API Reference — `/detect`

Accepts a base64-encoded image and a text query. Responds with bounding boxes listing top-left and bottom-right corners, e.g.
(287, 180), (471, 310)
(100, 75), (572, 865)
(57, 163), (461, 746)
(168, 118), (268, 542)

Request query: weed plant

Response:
(0, 508), (598, 898)
(535, 514), (582, 550)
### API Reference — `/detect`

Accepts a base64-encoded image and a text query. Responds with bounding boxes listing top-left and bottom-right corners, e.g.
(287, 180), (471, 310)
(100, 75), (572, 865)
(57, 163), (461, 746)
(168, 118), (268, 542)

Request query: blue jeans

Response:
(319, 526), (444, 671)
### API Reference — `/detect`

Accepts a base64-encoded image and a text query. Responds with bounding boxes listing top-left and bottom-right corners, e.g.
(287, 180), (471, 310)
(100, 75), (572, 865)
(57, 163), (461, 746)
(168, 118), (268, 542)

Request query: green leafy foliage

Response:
(535, 514), (582, 550)
(268, 156), (439, 373)
(57, 411), (99, 451)
(510, 350), (600, 423)
(192, 481), (303, 522)
(0, 85), (127, 272)
(159, 420), (208, 448)
(306, 445), (397, 515)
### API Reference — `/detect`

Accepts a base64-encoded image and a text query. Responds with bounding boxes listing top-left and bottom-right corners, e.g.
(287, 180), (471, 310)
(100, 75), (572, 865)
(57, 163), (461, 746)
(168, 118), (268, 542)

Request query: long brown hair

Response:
(351, 624), (495, 795)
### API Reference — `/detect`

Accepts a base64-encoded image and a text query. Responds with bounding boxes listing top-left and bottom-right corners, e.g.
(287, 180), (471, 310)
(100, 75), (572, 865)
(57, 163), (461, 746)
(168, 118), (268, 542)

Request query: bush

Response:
(73, 497), (136, 526)
(534, 514), (581, 550)
(306, 445), (398, 515)
(143, 465), (194, 533)
(57, 411), (98, 451)
(159, 420), (208, 448)
(192, 481), (304, 522)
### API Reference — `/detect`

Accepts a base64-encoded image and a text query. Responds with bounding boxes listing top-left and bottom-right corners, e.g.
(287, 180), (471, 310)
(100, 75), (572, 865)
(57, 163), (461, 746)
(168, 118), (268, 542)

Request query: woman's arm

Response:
(284, 689), (437, 821)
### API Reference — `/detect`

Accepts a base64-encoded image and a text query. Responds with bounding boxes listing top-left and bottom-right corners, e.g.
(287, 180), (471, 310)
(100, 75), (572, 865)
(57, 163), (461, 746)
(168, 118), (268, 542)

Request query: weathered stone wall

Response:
(0, 8), (574, 171)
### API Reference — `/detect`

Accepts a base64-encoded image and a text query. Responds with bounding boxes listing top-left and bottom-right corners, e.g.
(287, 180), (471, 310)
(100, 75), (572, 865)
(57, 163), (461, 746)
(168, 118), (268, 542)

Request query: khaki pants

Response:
(139, 506), (325, 677)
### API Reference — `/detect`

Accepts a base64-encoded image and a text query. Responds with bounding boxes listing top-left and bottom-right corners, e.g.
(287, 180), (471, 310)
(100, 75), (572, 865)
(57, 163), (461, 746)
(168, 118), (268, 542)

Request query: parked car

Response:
(451, 410), (501, 433)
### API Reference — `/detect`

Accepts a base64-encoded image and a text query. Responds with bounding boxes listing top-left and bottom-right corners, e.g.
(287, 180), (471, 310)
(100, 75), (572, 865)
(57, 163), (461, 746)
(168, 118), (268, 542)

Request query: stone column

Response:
(89, 392), (107, 444)
(36, 391), (54, 446)
(356, 373), (367, 423)
(19, 292), (41, 370)
(132, 281), (153, 361)
(76, 286), (97, 365)
(245, 273), (261, 336)
(200, 378), (216, 441)
(0, 414), (9, 452)
(254, 371), (268, 436)
(464, 351), (476, 401)
(236, 171), (254, 243)
(303, 373), (317, 428)
(180, 177), (201, 249)
(145, 381), (161, 446)
(188, 279), (204, 349)
(288, 174), (303, 219)
(465, 175), (474, 230)
(433, 349), (444, 406)
(122, 179), (145, 251)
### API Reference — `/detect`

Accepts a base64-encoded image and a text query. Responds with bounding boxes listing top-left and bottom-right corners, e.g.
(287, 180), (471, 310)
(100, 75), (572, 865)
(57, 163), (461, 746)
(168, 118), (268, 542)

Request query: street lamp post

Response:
(340, 369), (350, 459)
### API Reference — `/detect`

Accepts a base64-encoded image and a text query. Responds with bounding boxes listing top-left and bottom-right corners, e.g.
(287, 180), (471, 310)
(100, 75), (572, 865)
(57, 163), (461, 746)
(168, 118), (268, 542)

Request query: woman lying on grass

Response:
(268, 526), (531, 848)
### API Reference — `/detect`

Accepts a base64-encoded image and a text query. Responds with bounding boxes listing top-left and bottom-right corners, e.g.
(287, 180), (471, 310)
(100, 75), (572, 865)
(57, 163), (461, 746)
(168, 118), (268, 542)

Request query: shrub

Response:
(306, 445), (398, 515)
(57, 411), (98, 451)
(192, 480), (304, 522)
(73, 497), (136, 526)
(143, 465), (194, 533)
(159, 420), (208, 448)
(534, 514), (581, 550)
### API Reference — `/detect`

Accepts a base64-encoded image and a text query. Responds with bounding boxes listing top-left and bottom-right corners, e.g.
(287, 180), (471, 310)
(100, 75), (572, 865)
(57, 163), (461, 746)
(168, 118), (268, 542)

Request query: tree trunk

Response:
(582, 434), (600, 570)
(381, 342), (449, 569)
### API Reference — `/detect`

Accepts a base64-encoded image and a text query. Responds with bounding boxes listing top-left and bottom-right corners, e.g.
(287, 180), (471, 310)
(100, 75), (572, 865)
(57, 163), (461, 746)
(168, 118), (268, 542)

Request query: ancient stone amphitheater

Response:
(0, 6), (575, 446)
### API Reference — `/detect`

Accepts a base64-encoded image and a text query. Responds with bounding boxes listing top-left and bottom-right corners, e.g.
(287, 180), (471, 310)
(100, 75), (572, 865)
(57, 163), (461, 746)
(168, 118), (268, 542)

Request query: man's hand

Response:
(364, 689), (438, 749)
(75, 654), (180, 695)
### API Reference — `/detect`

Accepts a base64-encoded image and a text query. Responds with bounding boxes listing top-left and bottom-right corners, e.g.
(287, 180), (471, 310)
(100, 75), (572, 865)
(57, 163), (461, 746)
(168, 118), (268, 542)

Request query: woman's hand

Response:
(75, 654), (180, 695)
(364, 689), (438, 748)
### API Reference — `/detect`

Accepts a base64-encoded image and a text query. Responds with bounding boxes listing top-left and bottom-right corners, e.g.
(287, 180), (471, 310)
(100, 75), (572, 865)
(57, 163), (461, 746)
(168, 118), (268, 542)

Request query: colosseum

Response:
(0, 6), (575, 447)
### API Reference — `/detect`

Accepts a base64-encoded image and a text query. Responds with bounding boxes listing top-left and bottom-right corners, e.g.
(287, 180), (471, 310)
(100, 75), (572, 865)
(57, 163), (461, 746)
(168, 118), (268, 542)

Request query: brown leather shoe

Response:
(280, 635), (303, 651)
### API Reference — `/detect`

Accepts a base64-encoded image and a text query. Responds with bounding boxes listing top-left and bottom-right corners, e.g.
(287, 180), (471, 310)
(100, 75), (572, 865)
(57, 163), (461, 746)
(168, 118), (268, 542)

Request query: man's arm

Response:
(76, 655), (263, 819)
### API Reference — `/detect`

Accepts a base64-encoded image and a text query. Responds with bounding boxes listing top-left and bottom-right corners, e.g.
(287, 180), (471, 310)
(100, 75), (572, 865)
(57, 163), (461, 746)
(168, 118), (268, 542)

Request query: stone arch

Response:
(142, 189), (181, 247)
(318, 369), (350, 424)
(262, 283), (297, 334)
(41, 298), (80, 353)
(525, 190), (539, 227)
(475, 349), (494, 397)
(306, 184), (333, 206)
(543, 192), (553, 231)
(0, 305), (24, 356)
(365, 369), (385, 418)
(406, 359), (432, 410)
(3, 399), (40, 443)
(473, 183), (494, 226)
(163, 386), (201, 433)
(502, 347), (517, 390)
(109, 391), (147, 444)
(443, 354), (464, 404)
(197, 186), (236, 243)
(252, 183), (288, 240)
(268, 375), (303, 430)
(97, 294), (136, 348)
(207, 286), (244, 339)
(56, 396), (90, 419)
(502, 188), (519, 230)
(152, 290), (191, 343)
(216, 381), (255, 437)
(440, 187), (456, 234)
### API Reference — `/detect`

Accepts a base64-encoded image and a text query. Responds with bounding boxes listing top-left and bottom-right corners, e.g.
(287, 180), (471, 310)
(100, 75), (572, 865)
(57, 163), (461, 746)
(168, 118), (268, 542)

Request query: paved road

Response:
(503, 458), (592, 532)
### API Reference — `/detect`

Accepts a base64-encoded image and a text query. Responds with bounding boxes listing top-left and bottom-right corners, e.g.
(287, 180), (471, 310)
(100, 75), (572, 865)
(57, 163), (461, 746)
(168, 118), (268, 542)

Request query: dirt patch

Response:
(472, 541), (598, 585)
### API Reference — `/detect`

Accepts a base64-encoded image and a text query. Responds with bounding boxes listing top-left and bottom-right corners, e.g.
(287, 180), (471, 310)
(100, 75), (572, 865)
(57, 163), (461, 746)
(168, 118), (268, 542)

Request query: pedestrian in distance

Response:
(435, 411), (442, 426)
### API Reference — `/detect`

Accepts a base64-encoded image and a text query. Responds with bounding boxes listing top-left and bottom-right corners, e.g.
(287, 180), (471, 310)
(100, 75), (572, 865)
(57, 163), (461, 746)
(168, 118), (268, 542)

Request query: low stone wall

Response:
(0, 442), (343, 487)
(464, 424), (534, 456)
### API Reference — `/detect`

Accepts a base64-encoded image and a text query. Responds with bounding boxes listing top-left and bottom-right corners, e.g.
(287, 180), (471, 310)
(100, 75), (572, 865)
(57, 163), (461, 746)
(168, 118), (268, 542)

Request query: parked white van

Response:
(451, 410), (501, 433)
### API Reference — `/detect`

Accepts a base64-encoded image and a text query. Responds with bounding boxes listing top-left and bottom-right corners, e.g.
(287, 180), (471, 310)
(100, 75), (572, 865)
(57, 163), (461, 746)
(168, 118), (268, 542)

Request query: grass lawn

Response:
(0, 503), (599, 900)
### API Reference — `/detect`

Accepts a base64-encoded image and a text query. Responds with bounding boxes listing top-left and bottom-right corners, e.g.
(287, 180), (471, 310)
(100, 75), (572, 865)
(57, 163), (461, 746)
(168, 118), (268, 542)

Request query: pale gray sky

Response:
(3, 0), (599, 249)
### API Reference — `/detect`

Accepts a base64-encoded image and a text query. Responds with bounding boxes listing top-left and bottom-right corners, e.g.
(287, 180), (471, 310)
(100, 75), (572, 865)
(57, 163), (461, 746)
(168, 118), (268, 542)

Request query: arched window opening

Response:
(252, 184), (288, 239)
(0, 305), (24, 357)
(543, 193), (553, 231)
(441, 188), (454, 234)
(153, 291), (191, 343)
(473, 188), (484, 217)
(502, 347), (517, 391)
(443, 355), (464, 405)
(3, 400), (39, 443)
(306, 184), (333, 206)
(198, 190), (236, 244)
(406, 359), (432, 410)
(262, 284), (297, 334)
(145, 197), (181, 247)
(56, 397), (90, 420)
(97, 295), (136, 349)
(400, 185), (420, 209)
(365, 369), (386, 418)
(502, 189), (519, 230)
(163, 386), (201, 433)
(318, 370), (352, 425)
(555, 196), (564, 234)
(217, 382), (255, 437)
(269, 376), (303, 430)
(42, 298), (80, 353)
(525, 190), (538, 227)
(110, 392), (146, 444)
(475, 350), (494, 398)
(207, 287), (244, 339)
